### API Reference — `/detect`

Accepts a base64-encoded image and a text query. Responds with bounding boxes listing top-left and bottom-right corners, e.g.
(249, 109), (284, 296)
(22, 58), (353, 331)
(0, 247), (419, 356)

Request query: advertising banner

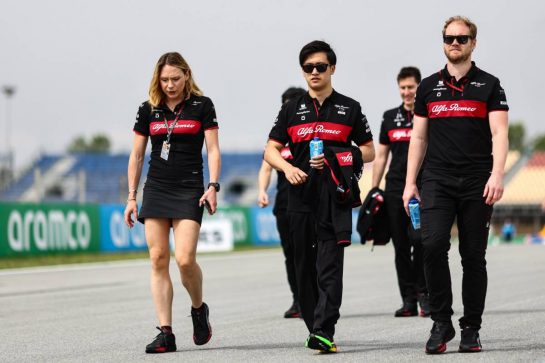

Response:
(100, 204), (234, 253)
(352, 210), (361, 244)
(249, 207), (360, 246)
(0, 203), (100, 257)
(207, 206), (252, 246)
(197, 219), (234, 252)
(249, 206), (280, 245)
(99, 204), (147, 252)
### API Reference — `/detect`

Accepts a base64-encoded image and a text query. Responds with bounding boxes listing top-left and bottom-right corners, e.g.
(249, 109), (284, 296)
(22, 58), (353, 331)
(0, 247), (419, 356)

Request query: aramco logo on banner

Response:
(6, 209), (93, 253)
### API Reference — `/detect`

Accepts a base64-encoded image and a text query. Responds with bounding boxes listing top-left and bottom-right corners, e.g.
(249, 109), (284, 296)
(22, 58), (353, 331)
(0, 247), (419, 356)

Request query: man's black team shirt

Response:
(379, 104), (416, 194)
(269, 90), (373, 212)
(414, 62), (509, 175)
(133, 95), (218, 181)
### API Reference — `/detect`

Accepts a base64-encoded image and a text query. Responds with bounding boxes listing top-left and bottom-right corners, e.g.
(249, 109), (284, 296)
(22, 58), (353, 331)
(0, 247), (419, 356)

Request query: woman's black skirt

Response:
(138, 176), (205, 225)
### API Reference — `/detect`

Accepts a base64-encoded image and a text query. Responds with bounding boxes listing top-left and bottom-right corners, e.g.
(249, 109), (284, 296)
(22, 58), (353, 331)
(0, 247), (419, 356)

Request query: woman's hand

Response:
(199, 187), (217, 215)
(124, 200), (138, 228)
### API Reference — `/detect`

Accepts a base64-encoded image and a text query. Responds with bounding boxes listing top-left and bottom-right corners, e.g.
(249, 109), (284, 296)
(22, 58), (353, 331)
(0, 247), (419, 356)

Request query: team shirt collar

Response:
(156, 96), (191, 113)
(441, 61), (479, 87)
(303, 89), (338, 107)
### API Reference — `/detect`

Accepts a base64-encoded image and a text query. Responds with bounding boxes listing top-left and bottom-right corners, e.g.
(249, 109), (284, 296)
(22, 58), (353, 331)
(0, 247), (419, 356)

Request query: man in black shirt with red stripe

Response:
(265, 40), (375, 353)
(373, 66), (429, 318)
(403, 16), (509, 354)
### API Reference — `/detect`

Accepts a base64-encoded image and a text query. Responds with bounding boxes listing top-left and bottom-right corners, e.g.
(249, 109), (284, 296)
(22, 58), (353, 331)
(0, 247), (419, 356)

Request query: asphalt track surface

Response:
(1, 243), (544, 362)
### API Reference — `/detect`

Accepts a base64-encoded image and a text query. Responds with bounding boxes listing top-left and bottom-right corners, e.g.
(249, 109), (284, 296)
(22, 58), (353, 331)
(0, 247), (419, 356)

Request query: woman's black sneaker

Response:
(145, 327), (177, 353)
(191, 302), (212, 345)
(459, 326), (482, 353)
(425, 321), (455, 354)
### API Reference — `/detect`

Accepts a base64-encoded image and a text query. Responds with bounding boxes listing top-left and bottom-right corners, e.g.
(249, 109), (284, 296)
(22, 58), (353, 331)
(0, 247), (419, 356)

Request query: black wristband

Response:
(207, 182), (220, 192)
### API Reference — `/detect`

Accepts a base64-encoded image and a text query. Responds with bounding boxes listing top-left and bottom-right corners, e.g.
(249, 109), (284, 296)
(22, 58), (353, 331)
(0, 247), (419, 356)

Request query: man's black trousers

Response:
(420, 170), (492, 329)
(275, 211), (298, 304)
(288, 211), (344, 338)
(385, 191), (427, 303)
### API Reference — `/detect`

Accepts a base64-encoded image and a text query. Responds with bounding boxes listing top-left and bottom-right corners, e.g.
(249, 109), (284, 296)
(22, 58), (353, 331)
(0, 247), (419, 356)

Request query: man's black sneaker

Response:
(425, 321), (455, 354)
(283, 302), (300, 318)
(418, 293), (431, 317)
(305, 331), (337, 353)
(145, 327), (177, 353)
(191, 302), (212, 345)
(459, 326), (482, 353)
(394, 301), (418, 317)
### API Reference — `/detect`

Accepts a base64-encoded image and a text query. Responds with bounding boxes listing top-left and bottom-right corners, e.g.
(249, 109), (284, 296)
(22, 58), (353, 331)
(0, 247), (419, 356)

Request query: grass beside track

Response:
(0, 245), (277, 270)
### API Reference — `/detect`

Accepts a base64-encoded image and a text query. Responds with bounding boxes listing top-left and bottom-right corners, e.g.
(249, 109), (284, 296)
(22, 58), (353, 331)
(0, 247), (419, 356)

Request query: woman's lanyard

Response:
(160, 104), (185, 161)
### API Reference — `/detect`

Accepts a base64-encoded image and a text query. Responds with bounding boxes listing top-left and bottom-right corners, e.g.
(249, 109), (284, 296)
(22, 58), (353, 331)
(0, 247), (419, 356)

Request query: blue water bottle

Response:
(408, 197), (421, 230)
(309, 137), (323, 158)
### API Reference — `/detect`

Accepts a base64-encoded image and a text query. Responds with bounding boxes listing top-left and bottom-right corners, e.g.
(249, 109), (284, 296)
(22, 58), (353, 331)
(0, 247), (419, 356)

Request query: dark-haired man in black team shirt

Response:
(265, 40), (375, 353)
(403, 16), (509, 354)
(373, 66), (429, 318)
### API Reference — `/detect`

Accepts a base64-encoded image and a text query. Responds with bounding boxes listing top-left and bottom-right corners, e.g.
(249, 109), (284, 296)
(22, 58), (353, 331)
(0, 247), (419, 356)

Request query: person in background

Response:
(124, 52), (221, 353)
(403, 16), (509, 354)
(372, 66), (430, 318)
(257, 87), (306, 319)
(501, 219), (516, 242)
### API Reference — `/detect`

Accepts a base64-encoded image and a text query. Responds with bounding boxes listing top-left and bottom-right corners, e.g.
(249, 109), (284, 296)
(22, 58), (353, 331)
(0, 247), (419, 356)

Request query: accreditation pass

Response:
(161, 141), (170, 160)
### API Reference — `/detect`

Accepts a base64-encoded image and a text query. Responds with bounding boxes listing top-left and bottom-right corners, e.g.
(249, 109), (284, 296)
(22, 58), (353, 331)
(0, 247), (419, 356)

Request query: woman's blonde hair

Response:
(148, 52), (203, 107)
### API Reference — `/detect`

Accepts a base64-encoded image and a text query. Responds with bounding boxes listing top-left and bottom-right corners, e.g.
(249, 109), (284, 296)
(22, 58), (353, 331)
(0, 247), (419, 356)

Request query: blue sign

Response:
(99, 204), (147, 252)
(351, 210), (361, 244)
(249, 206), (280, 245)
(248, 207), (360, 246)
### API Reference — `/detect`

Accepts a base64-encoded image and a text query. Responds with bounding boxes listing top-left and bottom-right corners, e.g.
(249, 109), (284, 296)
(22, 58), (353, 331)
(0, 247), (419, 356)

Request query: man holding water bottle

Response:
(403, 16), (509, 354)
(265, 40), (374, 353)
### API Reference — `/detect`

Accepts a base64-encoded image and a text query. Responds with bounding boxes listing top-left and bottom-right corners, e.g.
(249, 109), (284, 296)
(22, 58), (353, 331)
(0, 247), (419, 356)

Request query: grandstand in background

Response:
(494, 151), (545, 234)
(358, 150), (545, 236)
(2, 150), (544, 235)
(0, 152), (264, 206)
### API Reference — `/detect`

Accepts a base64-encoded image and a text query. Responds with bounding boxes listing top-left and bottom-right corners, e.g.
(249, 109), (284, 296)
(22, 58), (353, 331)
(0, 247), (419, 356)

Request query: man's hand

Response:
(284, 165), (308, 185)
(258, 191), (269, 208)
(124, 200), (138, 228)
(309, 154), (324, 170)
(483, 173), (504, 205)
(402, 183), (420, 215)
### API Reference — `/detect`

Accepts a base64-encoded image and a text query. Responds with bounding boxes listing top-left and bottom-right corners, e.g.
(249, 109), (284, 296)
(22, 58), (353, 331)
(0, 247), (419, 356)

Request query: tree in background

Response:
(508, 122), (525, 151)
(533, 134), (545, 151)
(67, 134), (111, 153)
(67, 136), (88, 153)
(89, 134), (111, 152)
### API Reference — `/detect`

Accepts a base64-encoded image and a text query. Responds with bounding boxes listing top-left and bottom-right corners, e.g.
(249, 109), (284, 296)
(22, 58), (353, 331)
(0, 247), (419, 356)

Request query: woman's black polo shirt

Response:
(133, 95), (218, 181)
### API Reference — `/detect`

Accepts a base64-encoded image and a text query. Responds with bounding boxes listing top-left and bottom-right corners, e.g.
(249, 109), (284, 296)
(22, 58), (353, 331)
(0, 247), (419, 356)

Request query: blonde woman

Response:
(124, 52), (221, 353)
